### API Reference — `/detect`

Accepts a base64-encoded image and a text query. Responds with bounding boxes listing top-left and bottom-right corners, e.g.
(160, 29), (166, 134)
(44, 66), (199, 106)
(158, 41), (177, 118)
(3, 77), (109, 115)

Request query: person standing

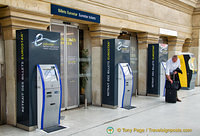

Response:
(166, 55), (182, 102)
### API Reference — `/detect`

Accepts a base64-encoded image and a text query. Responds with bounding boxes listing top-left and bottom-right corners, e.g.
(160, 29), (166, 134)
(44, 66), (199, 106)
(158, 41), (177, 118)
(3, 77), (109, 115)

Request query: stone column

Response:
(0, 5), (50, 126)
(189, 29), (200, 85)
(168, 37), (185, 58)
(89, 25), (120, 106)
(182, 38), (192, 52)
(192, 5), (200, 85)
(137, 33), (159, 95)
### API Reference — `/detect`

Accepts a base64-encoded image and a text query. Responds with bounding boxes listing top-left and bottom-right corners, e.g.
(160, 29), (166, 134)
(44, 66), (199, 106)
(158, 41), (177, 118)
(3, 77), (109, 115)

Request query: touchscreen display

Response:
(188, 56), (197, 73)
(43, 68), (58, 81)
(123, 65), (132, 76)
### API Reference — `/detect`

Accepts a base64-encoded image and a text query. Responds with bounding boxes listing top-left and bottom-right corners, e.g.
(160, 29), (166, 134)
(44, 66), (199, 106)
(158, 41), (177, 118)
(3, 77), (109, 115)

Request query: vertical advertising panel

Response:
(16, 30), (29, 126)
(147, 44), (168, 95)
(16, 29), (60, 128)
(66, 27), (79, 108)
(147, 44), (159, 95)
(102, 39), (115, 106)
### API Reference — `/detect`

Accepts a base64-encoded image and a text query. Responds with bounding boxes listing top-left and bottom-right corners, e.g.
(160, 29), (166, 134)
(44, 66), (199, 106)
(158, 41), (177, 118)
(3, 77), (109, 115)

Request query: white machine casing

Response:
(118, 63), (134, 108)
(160, 62), (166, 97)
(37, 64), (62, 129)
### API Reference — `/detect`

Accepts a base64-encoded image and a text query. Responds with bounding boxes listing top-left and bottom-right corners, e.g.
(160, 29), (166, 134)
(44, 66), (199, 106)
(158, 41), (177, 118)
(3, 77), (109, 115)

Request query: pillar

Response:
(0, 3), (50, 126)
(168, 37), (185, 58)
(182, 38), (192, 52)
(190, 4), (200, 86)
(89, 25), (120, 106)
(190, 29), (200, 85)
(137, 33), (159, 95)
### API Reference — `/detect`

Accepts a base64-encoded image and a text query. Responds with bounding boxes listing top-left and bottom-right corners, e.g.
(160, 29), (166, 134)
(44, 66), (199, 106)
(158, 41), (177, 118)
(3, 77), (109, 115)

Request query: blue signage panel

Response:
(51, 4), (100, 23)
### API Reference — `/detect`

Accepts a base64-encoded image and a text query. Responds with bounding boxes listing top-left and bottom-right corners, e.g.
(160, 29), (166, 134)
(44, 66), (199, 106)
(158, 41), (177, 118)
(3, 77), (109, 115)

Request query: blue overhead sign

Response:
(51, 4), (100, 23)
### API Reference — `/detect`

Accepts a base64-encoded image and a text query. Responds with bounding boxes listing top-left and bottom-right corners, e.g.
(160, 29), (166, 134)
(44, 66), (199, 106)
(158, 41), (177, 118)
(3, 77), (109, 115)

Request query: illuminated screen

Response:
(43, 68), (58, 81)
(189, 57), (197, 72)
(123, 65), (132, 76)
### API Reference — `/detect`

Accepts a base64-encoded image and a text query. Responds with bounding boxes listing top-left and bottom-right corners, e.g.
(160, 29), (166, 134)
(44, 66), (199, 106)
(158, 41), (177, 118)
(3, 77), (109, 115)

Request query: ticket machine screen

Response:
(122, 64), (132, 76)
(43, 68), (58, 81)
(188, 56), (197, 73)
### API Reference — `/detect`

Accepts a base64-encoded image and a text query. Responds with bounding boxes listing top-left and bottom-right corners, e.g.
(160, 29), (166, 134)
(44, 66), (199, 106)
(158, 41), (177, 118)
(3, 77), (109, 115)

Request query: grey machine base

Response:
(123, 106), (137, 110)
(43, 125), (66, 133)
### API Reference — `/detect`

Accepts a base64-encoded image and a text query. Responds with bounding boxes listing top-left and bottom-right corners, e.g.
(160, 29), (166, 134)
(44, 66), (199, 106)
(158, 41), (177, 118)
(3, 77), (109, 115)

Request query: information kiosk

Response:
(178, 53), (197, 90)
(37, 64), (62, 130)
(118, 63), (134, 108)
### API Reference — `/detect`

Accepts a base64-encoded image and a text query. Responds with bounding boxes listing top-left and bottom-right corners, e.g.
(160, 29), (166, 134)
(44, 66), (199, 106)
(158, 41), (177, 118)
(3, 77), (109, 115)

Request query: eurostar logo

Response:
(159, 44), (168, 54)
(116, 41), (129, 51)
(32, 33), (58, 47)
(106, 127), (114, 134)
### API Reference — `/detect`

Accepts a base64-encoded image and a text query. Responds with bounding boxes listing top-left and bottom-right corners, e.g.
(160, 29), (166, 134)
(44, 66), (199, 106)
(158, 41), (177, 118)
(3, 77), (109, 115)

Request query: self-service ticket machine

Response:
(160, 62), (166, 97)
(178, 53), (197, 90)
(118, 63), (133, 108)
(37, 64), (62, 130)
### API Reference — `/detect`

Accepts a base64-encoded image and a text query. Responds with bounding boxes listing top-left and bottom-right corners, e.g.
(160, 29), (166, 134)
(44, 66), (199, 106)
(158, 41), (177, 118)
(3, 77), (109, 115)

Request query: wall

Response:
(39, 0), (193, 38)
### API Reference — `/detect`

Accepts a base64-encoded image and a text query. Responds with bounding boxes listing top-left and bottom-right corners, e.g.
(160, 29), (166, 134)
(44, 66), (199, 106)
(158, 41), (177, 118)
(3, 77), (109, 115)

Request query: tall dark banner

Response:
(16, 29), (60, 128)
(147, 44), (168, 95)
(102, 39), (130, 107)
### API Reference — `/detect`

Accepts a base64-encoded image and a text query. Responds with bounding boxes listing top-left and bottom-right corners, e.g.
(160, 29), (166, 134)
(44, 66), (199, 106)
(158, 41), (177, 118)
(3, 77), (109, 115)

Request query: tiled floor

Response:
(0, 88), (200, 136)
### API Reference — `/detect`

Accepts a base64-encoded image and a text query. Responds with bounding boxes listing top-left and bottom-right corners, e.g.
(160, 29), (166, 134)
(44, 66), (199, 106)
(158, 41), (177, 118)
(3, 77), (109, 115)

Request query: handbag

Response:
(171, 81), (179, 90)
(165, 74), (179, 90)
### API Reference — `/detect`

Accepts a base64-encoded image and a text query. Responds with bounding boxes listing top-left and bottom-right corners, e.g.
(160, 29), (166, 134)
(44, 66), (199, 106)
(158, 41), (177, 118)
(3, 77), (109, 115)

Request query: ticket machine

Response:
(160, 62), (166, 97)
(118, 63), (134, 108)
(178, 53), (197, 89)
(37, 64), (62, 130)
